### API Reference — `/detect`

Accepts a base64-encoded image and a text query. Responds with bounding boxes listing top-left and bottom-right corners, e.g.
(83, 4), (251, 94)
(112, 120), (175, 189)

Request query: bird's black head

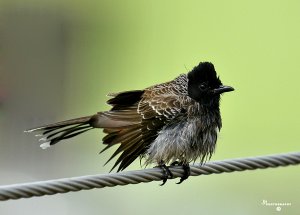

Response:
(187, 62), (234, 107)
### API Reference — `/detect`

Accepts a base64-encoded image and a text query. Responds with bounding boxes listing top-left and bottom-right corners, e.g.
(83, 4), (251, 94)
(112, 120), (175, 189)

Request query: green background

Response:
(0, 0), (299, 214)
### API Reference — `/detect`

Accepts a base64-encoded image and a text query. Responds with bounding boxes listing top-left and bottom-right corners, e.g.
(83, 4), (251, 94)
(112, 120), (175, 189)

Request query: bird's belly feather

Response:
(145, 117), (218, 165)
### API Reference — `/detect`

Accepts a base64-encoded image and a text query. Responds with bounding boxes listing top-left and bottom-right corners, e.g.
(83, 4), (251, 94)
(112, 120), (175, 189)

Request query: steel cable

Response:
(0, 152), (299, 201)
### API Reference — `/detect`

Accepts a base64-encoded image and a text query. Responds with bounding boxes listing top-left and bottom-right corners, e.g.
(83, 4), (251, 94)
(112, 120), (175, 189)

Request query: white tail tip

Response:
(39, 137), (47, 142)
(40, 142), (51, 149)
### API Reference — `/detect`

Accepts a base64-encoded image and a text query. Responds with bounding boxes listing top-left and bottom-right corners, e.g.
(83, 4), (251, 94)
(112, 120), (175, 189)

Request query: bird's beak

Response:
(213, 85), (234, 94)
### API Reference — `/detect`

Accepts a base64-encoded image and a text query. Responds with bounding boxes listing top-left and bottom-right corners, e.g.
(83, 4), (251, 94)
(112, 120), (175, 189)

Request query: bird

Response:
(25, 62), (234, 185)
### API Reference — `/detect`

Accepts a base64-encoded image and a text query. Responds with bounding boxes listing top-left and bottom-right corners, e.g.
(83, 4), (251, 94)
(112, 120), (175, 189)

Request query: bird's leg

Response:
(170, 160), (180, 166)
(158, 161), (173, 186)
(176, 163), (190, 184)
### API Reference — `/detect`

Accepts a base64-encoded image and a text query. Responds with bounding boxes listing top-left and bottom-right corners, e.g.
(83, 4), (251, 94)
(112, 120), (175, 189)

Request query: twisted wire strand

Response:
(0, 152), (299, 201)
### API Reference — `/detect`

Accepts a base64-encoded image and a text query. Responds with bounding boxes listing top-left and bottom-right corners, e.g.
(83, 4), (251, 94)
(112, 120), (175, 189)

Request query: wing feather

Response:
(101, 75), (189, 171)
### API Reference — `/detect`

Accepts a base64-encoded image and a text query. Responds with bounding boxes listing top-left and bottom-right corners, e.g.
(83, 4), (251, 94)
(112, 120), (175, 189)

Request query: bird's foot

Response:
(176, 163), (190, 184)
(157, 163), (173, 186)
(170, 161), (191, 184)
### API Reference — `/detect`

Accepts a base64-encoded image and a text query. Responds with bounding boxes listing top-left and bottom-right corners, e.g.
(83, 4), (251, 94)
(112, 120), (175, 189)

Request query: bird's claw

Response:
(157, 162), (190, 185)
(158, 164), (173, 186)
(176, 163), (190, 184)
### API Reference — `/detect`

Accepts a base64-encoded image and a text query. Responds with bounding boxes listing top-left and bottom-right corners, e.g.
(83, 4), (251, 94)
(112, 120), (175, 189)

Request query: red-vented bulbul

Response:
(26, 62), (234, 184)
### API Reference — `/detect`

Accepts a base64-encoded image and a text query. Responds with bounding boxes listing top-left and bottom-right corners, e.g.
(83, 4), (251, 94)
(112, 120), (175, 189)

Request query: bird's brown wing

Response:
(101, 80), (188, 172)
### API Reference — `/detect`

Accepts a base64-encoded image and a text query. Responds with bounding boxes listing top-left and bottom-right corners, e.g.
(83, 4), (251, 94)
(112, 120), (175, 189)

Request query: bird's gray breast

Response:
(145, 116), (219, 165)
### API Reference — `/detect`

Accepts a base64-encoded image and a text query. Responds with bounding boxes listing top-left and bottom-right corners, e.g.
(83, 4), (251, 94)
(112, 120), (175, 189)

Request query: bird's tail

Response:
(25, 115), (94, 149)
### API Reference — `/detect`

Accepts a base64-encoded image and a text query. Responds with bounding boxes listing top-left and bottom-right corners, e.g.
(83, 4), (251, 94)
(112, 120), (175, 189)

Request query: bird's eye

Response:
(199, 84), (206, 90)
